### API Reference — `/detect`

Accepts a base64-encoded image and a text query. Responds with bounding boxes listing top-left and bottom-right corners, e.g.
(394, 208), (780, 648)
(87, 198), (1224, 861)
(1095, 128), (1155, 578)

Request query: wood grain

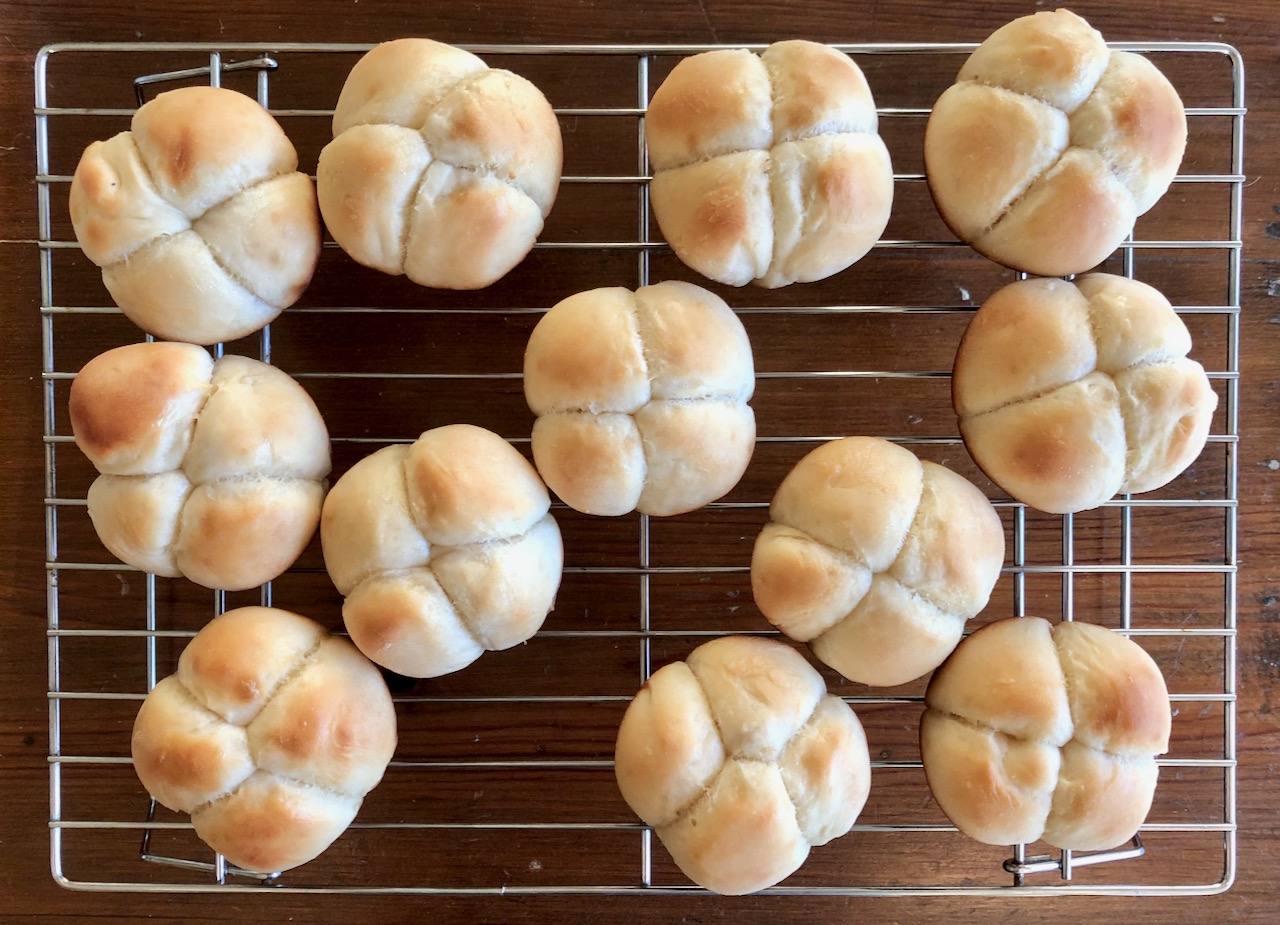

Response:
(1, 0), (1278, 922)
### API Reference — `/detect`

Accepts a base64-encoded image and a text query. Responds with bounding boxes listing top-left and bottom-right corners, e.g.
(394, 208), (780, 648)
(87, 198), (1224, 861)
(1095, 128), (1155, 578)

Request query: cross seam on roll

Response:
(775, 470), (969, 627)
(414, 68), (492, 132)
(182, 167), (295, 225)
(397, 160), (435, 269)
(325, 448), (549, 653)
(319, 41), (561, 290)
(663, 659), (823, 839)
(422, 562), (489, 652)
(95, 161), (296, 301)
(323, 425), (563, 679)
(158, 477), (196, 567)
(960, 373), (1095, 423)
(812, 573), (962, 652)
(233, 771), (365, 808)
(614, 636), (871, 893)
(161, 640), (353, 819)
(646, 42), (893, 288)
(166, 667), (239, 726)
(185, 766), (259, 819)
(240, 636), (328, 726)
(1079, 295), (1138, 496)
(652, 93), (882, 174)
(956, 57), (1142, 206)
(628, 296), (658, 392)
(94, 132), (193, 264)
(752, 438), (1004, 687)
(928, 707), (1068, 752)
(196, 210), (294, 309)
(975, 146), (1069, 240)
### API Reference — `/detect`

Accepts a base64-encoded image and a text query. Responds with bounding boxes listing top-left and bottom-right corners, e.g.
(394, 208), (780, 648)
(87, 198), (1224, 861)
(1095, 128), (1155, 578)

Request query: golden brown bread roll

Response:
(69, 86), (320, 345)
(921, 616), (1170, 850)
(321, 424), (563, 678)
(131, 606), (397, 873)
(316, 38), (562, 289)
(69, 342), (330, 590)
(953, 273), (1217, 514)
(614, 636), (871, 894)
(523, 280), (755, 516)
(924, 9), (1186, 276)
(645, 40), (893, 288)
(751, 437), (1004, 686)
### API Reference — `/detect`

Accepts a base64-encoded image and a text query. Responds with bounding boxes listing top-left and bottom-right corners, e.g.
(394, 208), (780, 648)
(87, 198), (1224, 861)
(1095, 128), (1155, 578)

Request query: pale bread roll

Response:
(953, 274), (1217, 514)
(751, 437), (1004, 687)
(614, 636), (870, 894)
(924, 9), (1186, 276)
(646, 40), (893, 288)
(320, 424), (563, 679)
(921, 616), (1170, 850)
(69, 86), (320, 344)
(523, 280), (755, 517)
(131, 607), (397, 873)
(69, 342), (330, 590)
(317, 38), (562, 289)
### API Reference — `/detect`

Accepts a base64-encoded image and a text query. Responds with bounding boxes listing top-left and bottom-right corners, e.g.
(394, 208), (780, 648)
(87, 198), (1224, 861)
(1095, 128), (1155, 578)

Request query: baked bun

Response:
(645, 40), (893, 288)
(317, 38), (562, 289)
(523, 280), (755, 516)
(924, 9), (1186, 276)
(69, 342), (330, 590)
(321, 424), (563, 678)
(131, 606), (397, 873)
(953, 273), (1217, 514)
(921, 616), (1170, 850)
(69, 86), (320, 345)
(615, 636), (870, 894)
(751, 437), (1004, 687)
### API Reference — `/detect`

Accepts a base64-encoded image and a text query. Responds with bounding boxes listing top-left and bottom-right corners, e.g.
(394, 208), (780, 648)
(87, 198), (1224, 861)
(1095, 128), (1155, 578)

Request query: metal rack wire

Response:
(36, 40), (1242, 896)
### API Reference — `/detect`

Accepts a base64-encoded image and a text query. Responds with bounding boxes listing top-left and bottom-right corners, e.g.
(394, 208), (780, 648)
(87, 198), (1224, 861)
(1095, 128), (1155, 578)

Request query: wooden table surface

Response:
(1, 0), (1277, 922)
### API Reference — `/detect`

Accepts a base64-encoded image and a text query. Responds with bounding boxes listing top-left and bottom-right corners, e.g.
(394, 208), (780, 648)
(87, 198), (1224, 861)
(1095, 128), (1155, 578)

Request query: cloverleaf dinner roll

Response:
(924, 9), (1187, 276)
(751, 437), (1004, 687)
(523, 280), (755, 517)
(645, 40), (893, 288)
(70, 342), (330, 591)
(70, 86), (321, 345)
(953, 274), (1217, 514)
(131, 607), (397, 873)
(921, 616), (1171, 850)
(317, 38), (562, 290)
(615, 636), (871, 894)
(321, 424), (563, 679)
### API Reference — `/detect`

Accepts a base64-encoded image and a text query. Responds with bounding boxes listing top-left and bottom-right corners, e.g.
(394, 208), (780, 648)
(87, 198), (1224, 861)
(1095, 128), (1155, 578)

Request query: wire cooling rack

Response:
(36, 40), (1242, 896)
